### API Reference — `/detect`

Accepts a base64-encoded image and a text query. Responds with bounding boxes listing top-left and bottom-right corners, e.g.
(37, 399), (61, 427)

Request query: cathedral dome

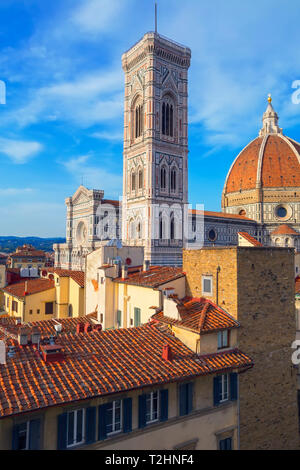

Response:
(222, 96), (300, 221)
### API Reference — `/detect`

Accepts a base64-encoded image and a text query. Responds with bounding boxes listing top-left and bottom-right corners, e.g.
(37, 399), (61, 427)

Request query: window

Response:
(135, 104), (143, 138)
(219, 374), (229, 403)
(159, 212), (164, 240)
(12, 419), (41, 450)
(67, 409), (85, 448)
(16, 422), (29, 450)
(138, 169), (143, 190)
(146, 391), (159, 424)
(106, 400), (122, 435)
(170, 213), (175, 240)
(45, 302), (54, 315)
(276, 205), (287, 218)
(202, 276), (213, 296)
(213, 373), (238, 406)
(134, 308), (141, 327)
(170, 168), (177, 192)
(116, 310), (122, 328)
(37, 309), (40, 314)
(68, 304), (73, 318)
(131, 172), (136, 192)
(160, 167), (166, 190)
(162, 101), (174, 137)
(219, 437), (232, 450)
(29, 309), (33, 315)
(179, 382), (193, 416)
(12, 300), (18, 313)
(208, 229), (217, 242)
(218, 330), (229, 349)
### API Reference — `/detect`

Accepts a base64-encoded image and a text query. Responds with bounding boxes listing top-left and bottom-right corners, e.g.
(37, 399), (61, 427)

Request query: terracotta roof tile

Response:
(54, 269), (85, 288)
(2, 279), (55, 298)
(238, 232), (263, 246)
(115, 266), (185, 288)
(189, 209), (255, 222)
(271, 224), (299, 236)
(0, 323), (253, 418)
(152, 297), (239, 334)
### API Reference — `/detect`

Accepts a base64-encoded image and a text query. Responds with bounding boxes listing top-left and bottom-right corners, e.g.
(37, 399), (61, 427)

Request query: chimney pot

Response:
(122, 265), (128, 279)
(162, 344), (173, 361)
(143, 260), (150, 272)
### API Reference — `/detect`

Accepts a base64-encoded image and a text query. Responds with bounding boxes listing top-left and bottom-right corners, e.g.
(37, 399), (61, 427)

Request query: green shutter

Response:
(138, 395), (147, 428)
(123, 398), (132, 433)
(187, 383), (193, 414)
(12, 424), (20, 450)
(29, 419), (41, 450)
(213, 376), (220, 406)
(160, 389), (169, 422)
(85, 407), (96, 444)
(57, 413), (68, 450)
(179, 384), (187, 416)
(134, 308), (141, 327)
(230, 373), (238, 401)
(98, 404), (108, 441)
(117, 310), (122, 327)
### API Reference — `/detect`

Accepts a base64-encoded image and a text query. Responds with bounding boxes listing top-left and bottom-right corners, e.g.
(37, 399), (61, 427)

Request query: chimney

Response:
(31, 327), (41, 345)
(143, 260), (150, 272)
(40, 344), (64, 363)
(162, 288), (180, 321)
(0, 340), (6, 365)
(122, 265), (128, 279)
(162, 344), (173, 361)
(24, 281), (28, 296)
(84, 323), (92, 334)
(93, 324), (102, 332)
(18, 327), (30, 346)
(76, 323), (85, 334)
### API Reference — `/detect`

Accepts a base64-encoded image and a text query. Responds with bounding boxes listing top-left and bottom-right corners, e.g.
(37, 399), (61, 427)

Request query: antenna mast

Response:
(155, 2), (158, 34)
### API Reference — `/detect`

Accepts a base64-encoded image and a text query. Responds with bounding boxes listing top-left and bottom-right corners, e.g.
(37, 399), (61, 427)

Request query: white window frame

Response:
(202, 275), (213, 296)
(66, 408), (85, 448)
(146, 391), (159, 424)
(219, 374), (229, 403)
(107, 400), (122, 436)
(18, 421), (30, 450)
(218, 330), (229, 349)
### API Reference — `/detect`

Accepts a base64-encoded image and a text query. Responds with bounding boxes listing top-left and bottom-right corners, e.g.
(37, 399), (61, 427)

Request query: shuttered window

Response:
(12, 419), (41, 450)
(139, 389), (168, 428)
(134, 308), (141, 327)
(179, 382), (193, 416)
(45, 302), (54, 315)
(57, 407), (96, 449)
(98, 398), (132, 440)
(219, 437), (232, 450)
(214, 373), (238, 406)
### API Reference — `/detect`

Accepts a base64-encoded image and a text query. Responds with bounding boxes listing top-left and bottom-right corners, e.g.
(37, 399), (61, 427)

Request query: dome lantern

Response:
(259, 94), (283, 137)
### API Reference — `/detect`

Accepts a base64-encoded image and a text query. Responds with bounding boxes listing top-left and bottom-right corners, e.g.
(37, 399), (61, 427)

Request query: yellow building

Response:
(8, 244), (47, 270)
(183, 246), (299, 450)
(0, 317), (252, 450)
(2, 269), (85, 323)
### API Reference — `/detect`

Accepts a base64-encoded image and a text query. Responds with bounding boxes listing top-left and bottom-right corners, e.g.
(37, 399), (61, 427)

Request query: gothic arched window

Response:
(135, 104), (143, 139)
(131, 172), (136, 192)
(161, 167), (167, 190)
(159, 212), (164, 240)
(162, 99), (174, 137)
(170, 212), (175, 240)
(138, 169), (143, 190)
(170, 168), (177, 192)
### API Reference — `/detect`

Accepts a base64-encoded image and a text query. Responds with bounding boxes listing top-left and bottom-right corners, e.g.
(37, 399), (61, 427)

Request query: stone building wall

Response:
(183, 246), (299, 450)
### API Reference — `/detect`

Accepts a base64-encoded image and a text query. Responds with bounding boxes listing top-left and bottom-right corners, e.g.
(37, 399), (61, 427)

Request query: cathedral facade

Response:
(54, 32), (300, 270)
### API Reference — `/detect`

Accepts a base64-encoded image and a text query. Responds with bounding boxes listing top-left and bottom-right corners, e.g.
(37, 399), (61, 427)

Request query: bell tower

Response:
(122, 32), (191, 266)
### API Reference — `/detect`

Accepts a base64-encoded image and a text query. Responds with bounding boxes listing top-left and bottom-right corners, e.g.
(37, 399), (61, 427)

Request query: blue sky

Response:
(0, 0), (300, 237)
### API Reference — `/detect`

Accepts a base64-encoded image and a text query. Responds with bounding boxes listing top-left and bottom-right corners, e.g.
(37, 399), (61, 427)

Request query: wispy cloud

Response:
(91, 131), (123, 142)
(62, 154), (122, 197)
(71, 0), (127, 35)
(0, 137), (43, 163)
(0, 188), (34, 196)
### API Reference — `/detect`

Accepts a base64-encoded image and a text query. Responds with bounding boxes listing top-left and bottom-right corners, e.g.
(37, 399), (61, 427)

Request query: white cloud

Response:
(71, 0), (126, 34)
(0, 137), (43, 163)
(91, 131), (123, 142)
(62, 154), (122, 197)
(0, 188), (34, 196)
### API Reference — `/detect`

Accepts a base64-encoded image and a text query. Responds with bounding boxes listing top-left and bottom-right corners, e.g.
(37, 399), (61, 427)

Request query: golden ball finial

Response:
(268, 93), (272, 103)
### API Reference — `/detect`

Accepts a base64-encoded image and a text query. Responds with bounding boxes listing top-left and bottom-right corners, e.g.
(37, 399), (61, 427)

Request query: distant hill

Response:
(0, 237), (66, 253)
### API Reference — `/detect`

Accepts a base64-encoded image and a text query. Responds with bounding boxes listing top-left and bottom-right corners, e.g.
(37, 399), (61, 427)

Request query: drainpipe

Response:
(237, 373), (240, 450)
(216, 266), (221, 305)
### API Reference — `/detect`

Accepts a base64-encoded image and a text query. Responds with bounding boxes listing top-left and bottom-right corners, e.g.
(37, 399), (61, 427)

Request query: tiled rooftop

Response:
(53, 269), (85, 288)
(0, 322), (253, 418)
(115, 266), (185, 288)
(2, 279), (55, 298)
(152, 297), (239, 334)
(238, 232), (263, 247)
(189, 209), (254, 222)
(271, 224), (299, 236)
